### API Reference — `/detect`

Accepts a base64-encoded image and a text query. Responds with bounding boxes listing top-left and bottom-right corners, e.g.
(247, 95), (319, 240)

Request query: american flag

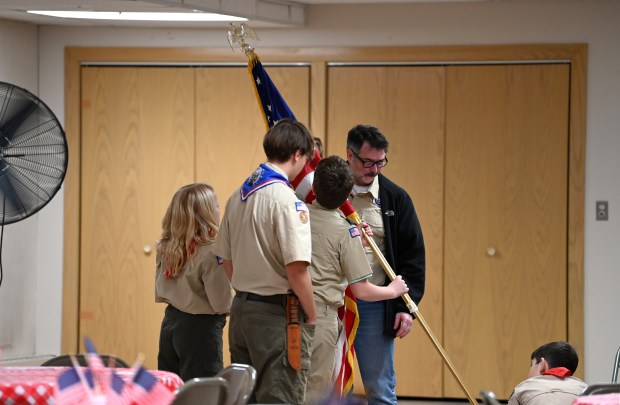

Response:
(333, 287), (360, 396)
(124, 366), (174, 405)
(106, 371), (127, 405)
(249, 52), (360, 396)
(55, 337), (175, 405)
(55, 367), (94, 404)
(249, 55), (297, 129)
(84, 337), (105, 371)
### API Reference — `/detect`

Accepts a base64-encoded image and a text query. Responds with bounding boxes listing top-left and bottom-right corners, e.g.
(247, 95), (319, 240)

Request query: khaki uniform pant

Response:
(305, 301), (340, 405)
(229, 295), (316, 404)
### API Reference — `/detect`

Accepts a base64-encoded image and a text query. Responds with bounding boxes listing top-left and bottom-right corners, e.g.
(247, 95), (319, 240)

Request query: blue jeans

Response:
(354, 300), (397, 405)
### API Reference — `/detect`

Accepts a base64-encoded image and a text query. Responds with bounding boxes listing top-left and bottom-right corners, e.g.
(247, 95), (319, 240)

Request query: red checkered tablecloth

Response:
(0, 366), (183, 404)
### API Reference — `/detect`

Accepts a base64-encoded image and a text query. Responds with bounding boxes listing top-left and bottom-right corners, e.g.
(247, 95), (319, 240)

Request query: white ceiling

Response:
(0, 0), (492, 28)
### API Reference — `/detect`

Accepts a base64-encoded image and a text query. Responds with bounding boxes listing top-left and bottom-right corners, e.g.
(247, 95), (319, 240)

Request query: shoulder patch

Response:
(295, 201), (308, 213)
(349, 226), (361, 238)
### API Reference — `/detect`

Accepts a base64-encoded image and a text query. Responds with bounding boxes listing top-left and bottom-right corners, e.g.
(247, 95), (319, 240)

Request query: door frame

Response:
(63, 44), (586, 375)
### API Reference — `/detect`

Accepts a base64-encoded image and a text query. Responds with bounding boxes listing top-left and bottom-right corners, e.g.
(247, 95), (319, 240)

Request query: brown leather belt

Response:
(235, 291), (287, 306)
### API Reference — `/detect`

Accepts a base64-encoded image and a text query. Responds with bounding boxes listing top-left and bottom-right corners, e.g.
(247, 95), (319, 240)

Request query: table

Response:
(573, 393), (620, 405)
(0, 366), (183, 404)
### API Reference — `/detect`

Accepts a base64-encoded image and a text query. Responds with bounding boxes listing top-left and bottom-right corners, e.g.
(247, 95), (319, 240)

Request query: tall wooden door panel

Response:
(444, 64), (570, 399)
(80, 67), (195, 368)
(326, 66), (446, 397)
(195, 66), (310, 205)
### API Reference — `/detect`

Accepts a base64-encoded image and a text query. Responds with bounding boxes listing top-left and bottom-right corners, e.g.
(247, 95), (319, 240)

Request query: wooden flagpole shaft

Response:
(351, 216), (479, 405)
(412, 311), (479, 405)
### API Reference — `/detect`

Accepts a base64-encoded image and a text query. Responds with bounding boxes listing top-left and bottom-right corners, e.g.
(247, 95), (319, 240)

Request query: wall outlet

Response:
(596, 200), (608, 221)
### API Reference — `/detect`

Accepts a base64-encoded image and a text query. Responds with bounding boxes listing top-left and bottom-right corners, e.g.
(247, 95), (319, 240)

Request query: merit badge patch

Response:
(349, 226), (361, 238)
(299, 211), (309, 224)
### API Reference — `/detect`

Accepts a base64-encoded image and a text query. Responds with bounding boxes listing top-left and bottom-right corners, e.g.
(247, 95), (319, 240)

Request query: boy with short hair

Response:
(305, 155), (408, 404)
(217, 118), (317, 405)
(508, 341), (588, 405)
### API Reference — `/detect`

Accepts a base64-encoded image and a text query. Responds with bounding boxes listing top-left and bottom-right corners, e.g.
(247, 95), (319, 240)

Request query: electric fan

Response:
(0, 81), (68, 285)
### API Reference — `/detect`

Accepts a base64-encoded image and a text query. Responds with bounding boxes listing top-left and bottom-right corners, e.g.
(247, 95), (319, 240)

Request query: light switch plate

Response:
(596, 200), (608, 221)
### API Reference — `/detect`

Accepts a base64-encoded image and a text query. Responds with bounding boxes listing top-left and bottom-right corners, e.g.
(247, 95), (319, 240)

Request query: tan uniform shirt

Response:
(349, 176), (386, 286)
(507, 375), (588, 405)
(155, 243), (233, 314)
(216, 162), (312, 295)
(306, 202), (373, 404)
(308, 202), (373, 307)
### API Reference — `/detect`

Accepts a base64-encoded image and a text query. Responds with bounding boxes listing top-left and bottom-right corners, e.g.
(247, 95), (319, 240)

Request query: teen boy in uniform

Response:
(217, 119), (317, 404)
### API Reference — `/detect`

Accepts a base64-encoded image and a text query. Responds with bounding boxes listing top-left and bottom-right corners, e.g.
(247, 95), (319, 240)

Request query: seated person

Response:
(507, 341), (588, 405)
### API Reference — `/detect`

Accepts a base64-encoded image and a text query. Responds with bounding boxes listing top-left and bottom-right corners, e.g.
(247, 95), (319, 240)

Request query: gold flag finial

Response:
(227, 22), (260, 59)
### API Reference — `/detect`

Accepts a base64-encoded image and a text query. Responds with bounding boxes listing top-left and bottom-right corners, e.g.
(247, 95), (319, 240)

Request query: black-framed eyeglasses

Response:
(349, 149), (388, 168)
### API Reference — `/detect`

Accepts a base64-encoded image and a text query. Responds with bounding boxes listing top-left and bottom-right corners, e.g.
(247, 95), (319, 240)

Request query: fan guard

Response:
(0, 82), (68, 225)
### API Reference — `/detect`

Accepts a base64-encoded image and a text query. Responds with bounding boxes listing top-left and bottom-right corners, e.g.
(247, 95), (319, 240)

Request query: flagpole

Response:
(69, 354), (96, 401)
(348, 213), (479, 405)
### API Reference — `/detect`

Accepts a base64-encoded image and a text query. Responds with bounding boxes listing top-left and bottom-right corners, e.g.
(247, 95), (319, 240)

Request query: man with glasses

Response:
(346, 124), (426, 405)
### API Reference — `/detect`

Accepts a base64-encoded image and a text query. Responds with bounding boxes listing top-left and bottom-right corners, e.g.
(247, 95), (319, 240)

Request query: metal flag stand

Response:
(226, 22), (480, 405)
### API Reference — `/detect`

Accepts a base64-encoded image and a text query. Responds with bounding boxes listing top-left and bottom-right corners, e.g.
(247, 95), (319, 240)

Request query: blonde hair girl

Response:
(155, 183), (232, 381)
(158, 183), (219, 278)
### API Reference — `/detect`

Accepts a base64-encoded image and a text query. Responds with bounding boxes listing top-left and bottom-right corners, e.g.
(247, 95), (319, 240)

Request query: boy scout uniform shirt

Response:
(507, 375), (588, 405)
(217, 162), (312, 295)
(350, 176), (386, 286)
(308, 202), (373, 307)
(155, 243), (233, 314)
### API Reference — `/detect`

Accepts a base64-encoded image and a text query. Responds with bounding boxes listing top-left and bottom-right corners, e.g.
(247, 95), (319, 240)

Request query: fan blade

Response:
(0, 171), (28, 222)
(0, 98), (39, 143)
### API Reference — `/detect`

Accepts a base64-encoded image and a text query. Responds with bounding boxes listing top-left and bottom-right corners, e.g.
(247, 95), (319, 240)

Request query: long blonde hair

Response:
(157, 183), (219, 277)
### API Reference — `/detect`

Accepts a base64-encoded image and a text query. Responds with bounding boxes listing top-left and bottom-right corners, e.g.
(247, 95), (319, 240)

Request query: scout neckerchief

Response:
(543, 367), (573, 378)
(240, 163), (290, 201)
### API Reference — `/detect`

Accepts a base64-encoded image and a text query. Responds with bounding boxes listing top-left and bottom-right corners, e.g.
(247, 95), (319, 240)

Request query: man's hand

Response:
(393, 312), (414, 338)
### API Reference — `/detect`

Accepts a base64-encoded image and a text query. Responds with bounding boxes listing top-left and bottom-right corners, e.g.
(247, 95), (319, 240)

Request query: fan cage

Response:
(0, 82), (68, 225)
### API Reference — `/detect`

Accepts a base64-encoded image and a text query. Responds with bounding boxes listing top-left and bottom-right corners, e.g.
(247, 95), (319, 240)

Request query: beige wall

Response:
(0, 0), (618, 385)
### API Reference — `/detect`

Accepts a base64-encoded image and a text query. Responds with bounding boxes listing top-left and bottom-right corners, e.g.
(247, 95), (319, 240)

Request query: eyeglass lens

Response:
(351, 149), (387, 168)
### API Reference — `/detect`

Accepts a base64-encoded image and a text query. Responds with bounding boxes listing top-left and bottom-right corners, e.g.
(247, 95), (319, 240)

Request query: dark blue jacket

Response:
(377, 173), (426, 337)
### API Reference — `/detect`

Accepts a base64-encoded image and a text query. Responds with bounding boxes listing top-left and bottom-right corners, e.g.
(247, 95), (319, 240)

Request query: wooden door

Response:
(80, 64), (310, 369)
(195, 66), (311, 206)
(443, 64), (570, 399)
(326, 66), (446, 397)
(80, 67), (195, 368)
